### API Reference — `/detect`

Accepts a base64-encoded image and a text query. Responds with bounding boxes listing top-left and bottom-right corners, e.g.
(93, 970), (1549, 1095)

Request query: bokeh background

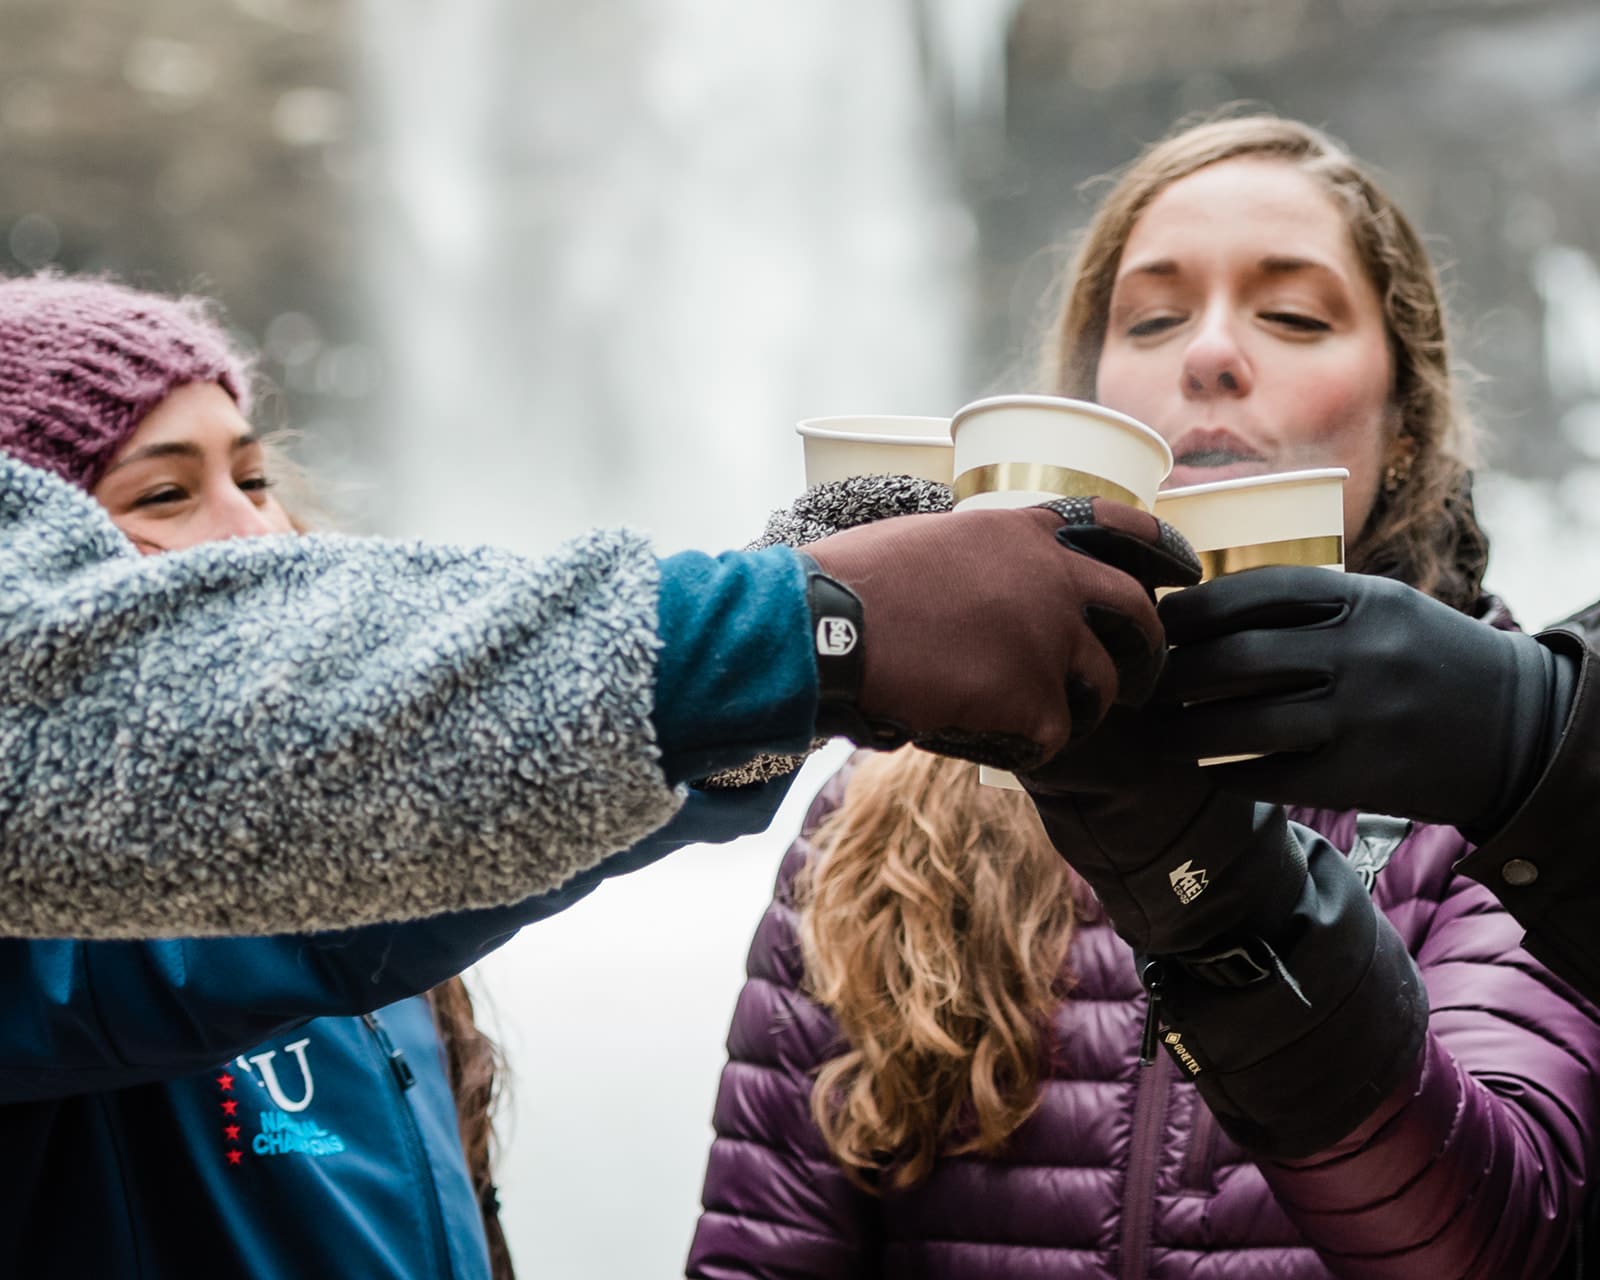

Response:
(5, 0), (1599, 1273)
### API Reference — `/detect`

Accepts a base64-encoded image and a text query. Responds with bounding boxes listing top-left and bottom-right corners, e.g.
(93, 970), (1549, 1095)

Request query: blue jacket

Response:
(0, 780), (789, 1278)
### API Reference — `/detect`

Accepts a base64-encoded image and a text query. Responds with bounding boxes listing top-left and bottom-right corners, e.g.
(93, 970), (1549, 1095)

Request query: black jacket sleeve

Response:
(1456, 625), (1600, 1002)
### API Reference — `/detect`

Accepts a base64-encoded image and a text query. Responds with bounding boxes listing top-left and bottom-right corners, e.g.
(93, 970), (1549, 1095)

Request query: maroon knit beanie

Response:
(0, 272), (252, 491)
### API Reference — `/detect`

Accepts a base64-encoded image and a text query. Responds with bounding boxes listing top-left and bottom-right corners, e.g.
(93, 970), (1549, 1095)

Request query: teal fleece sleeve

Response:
(653, 545), (819, 784)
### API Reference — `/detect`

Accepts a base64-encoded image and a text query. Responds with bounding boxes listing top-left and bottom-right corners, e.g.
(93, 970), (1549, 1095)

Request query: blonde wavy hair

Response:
(796, 748), (1079, 1189)
(1047, 112), (1487, 611)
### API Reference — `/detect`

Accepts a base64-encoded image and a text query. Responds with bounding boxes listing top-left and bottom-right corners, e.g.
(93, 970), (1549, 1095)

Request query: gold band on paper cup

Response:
(1196, 535), (1344, 583)
(952, 463), (1148, 512)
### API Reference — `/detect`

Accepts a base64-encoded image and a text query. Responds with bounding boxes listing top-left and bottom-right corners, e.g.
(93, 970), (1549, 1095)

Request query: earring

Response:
(1383, 438), (1417, 494)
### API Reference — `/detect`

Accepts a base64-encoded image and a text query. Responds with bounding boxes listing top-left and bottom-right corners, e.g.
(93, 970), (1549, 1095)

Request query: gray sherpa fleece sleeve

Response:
(701, 474), (954, 788)
(0, 456), (682, 938)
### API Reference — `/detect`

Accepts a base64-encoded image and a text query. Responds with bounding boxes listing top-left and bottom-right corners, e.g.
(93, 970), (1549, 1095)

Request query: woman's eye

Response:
(1127, 315), (1183, 338)
(131, 486), (187, 509)
(1263, 311), (1331, 332)
(237, 476), (276, 494)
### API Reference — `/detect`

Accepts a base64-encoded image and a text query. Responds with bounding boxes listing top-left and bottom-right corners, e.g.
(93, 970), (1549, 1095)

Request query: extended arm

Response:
(0, 457), (1194, 938)
(0, 458), (691, 936)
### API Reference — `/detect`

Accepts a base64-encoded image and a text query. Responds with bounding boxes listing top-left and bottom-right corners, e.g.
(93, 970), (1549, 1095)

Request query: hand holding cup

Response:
(803, 497), (1201, 771)
(948, 395), (1175, 786)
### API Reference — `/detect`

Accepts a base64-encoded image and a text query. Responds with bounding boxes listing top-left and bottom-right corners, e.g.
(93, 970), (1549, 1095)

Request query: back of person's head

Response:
(1046, 112), (1487, 612)
(798, 748), (1081, 1189)
(0, 272), (250, 492)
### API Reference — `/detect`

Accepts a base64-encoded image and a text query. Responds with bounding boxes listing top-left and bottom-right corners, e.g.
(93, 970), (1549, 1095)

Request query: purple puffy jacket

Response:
(688, 762), (1600, 1279)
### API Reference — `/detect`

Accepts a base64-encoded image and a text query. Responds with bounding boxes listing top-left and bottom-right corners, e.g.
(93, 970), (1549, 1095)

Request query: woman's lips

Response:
(1166, 459), (1273, 488)
(1174, 446), (1251, 467)
(1164, 428), (1267, 487)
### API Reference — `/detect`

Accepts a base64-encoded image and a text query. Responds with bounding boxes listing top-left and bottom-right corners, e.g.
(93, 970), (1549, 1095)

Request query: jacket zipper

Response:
(1179, 1101), (1218, 1194)
(1122, 965), (1172, 1280)
(363, 1011), (453, 1278)
(365, 1010), (418, 1090)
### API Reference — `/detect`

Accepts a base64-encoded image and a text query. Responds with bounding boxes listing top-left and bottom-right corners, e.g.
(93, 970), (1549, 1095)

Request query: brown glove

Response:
(699, 473), (957, 790)
(803, 496), (1201, 770)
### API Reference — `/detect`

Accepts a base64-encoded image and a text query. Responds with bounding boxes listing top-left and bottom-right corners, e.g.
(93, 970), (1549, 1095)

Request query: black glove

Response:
(1021, 705), (1428, 1160)
(1018, 709), (1306, 955)
(1159, 566), (1581, 840)
(805, 498), (1201, 771)
(1150, 827), (1428, 1159)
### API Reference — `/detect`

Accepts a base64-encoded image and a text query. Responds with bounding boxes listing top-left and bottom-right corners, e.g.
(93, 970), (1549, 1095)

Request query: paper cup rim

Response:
(796, 415), (952, 447)
(1158, 467), (1351, 501)
(950, 395), (1172, 467)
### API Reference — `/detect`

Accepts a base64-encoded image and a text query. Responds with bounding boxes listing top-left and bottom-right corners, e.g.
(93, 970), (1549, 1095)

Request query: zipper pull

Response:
(1139, 959), (1165, 1068)
(362, 1012), (416, 1090)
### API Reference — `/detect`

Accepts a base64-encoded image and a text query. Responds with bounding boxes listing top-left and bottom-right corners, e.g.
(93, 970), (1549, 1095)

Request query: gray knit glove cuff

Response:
(748, 474), (955, 549)
(699, 475), (954, 789)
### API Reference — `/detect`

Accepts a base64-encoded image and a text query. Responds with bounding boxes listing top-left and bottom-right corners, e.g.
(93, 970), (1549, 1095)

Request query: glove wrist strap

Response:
(1174, 935), (1280, 988)
(798, 557), (884, 744)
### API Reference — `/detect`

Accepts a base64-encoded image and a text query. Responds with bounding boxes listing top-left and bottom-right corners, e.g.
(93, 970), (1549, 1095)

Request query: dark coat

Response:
(1461, 601), (1600, 1006)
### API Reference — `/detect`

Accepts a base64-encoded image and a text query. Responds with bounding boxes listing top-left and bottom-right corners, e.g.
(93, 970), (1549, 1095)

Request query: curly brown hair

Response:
(797, 749), (1080, 1189)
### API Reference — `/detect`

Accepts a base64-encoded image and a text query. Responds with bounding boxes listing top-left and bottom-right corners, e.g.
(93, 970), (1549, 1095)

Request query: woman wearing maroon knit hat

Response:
(0, 271), (530, 1277)
(0, 274), (252, 490)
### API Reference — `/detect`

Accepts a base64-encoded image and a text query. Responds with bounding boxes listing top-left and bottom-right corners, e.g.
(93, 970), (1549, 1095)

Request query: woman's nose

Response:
(1180, 313), (1252, 399)
(204, 488), (280, 541)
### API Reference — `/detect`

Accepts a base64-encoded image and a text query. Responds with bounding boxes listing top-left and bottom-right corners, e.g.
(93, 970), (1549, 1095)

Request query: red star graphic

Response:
(223, 1125), (240, 1142)
(216, 1072), (235, 1092)
(220, 1099), (239, 1117)
(226, 1149), (243, 1166)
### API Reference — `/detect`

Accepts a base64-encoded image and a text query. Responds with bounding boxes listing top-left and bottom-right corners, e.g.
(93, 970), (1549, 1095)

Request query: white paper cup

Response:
(953, 397), (1172, 791)
(949, 395), (1172, 514)
(1156, 467), (1348, 765)
(797, 415), (953, 488)
(1154, 467), (1349, 583)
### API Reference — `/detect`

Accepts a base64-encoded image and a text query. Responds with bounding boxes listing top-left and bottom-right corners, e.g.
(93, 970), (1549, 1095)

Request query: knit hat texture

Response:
(0, 273), (251, 491)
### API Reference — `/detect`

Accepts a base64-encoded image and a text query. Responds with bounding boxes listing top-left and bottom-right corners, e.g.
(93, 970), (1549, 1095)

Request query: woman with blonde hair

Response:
(689, 114), (1600, 1278)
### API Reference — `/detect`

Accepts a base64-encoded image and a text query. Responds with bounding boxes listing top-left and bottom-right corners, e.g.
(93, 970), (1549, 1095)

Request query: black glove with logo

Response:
(1020, 704), (1429, 1160)
(1151, 824), (1428, 1160)
(1158, 567), (1582, 841)
(1018, 709), (1306, 956)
